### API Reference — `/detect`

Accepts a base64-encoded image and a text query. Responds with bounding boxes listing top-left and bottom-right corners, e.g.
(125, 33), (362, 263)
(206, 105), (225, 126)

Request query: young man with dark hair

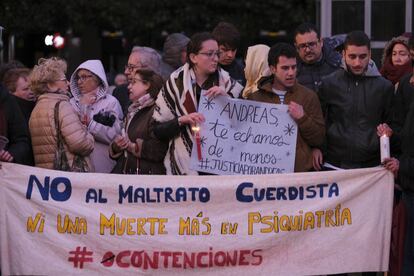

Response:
(294, 22), (343, 92)
(316, 30), (394, 171)
(246, 42), (325, 172)
(212, 21), (245, 85)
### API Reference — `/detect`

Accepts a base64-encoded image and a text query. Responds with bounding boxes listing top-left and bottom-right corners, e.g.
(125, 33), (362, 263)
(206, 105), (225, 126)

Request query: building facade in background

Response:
(316, 0), (413, 65)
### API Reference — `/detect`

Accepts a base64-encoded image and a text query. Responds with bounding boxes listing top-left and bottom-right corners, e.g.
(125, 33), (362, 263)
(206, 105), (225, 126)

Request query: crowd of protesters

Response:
(0, 21), (414, 275)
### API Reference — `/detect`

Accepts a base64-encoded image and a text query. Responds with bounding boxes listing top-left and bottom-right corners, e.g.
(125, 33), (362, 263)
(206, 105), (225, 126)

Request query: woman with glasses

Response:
(110, 69), (168, 174)
(29, 57), (94, 170)
(153, 32), (243, 175)
(69, 59), (123, 173)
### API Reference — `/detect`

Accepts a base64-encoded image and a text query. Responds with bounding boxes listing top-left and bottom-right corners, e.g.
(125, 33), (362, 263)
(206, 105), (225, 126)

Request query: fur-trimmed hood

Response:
(381, 36), (410, 66)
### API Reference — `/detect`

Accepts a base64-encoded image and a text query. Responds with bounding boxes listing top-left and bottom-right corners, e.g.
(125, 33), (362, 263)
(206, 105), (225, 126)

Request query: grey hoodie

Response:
(340, 58), (381, 77)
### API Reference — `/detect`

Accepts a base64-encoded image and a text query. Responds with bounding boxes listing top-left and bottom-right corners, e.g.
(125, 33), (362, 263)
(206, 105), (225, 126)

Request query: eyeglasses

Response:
(124, 63), (142, 71)
(76, 75), (94, 82)
(130, 77), (146, 85)
(198, 51), (221, 59)
(296, 40), (319, 50)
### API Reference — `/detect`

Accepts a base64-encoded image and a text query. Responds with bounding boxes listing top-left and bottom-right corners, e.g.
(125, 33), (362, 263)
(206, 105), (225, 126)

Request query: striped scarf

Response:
(153, 63), (242, 175)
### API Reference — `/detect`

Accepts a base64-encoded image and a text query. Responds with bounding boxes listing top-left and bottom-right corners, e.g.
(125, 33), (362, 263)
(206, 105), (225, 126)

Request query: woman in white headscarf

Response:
(242, 44), (271, 99)
(70, 60), (123, 173)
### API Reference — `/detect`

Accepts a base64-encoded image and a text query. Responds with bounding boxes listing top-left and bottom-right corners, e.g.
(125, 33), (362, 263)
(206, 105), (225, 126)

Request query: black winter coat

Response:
(392, 73), (414, 192)
(112, 84), (129, 117)
(318, 63), (394, 168)
(0, 84), (31, 165)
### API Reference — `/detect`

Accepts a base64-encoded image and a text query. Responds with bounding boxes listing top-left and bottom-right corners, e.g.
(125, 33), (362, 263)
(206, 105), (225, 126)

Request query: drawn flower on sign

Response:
(283, 123), (295, 136)
(200, 136), (207, 147)
(202, 98), (215, 110)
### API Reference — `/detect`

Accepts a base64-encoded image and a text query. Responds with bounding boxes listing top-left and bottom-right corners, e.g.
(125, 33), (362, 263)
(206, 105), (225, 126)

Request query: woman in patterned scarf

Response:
(152, 32), (243, 175)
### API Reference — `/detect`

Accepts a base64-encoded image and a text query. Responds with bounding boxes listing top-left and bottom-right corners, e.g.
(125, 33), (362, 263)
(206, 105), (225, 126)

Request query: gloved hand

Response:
(93, 110), (116, 127)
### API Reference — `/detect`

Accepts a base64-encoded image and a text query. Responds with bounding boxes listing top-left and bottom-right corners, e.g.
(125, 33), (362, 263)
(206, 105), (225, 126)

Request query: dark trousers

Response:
(402, 192), (414, 276)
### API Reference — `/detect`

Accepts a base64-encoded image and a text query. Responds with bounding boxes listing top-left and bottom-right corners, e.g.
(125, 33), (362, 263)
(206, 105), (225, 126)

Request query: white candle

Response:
(380, 135), (390, 163)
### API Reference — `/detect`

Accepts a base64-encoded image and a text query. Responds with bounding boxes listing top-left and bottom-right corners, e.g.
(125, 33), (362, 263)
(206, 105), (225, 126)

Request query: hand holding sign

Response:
(204, 86), (226, 99)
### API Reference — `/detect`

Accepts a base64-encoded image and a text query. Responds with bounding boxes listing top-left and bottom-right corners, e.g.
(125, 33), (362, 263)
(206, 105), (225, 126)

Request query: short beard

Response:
(345, 63), (366, 76)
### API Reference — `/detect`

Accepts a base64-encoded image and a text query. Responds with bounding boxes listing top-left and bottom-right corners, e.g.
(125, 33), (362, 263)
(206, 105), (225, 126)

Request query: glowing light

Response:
(45, 35), (54, 46)
(53, 33), (65, 49)
(45, 33), (65, 48)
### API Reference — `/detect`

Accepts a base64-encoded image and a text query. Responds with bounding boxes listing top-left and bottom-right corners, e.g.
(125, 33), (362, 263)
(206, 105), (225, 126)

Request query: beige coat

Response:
(29, 92), (94, 170)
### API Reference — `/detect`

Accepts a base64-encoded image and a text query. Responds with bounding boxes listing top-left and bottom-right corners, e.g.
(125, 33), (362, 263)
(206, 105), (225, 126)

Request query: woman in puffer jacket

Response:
(29, 57), (94, 170)
(69, 60), (123, 173)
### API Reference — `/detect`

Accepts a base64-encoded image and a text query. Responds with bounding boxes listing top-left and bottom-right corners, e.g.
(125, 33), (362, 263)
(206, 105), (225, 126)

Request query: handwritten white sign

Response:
(190, 95), (297, 175)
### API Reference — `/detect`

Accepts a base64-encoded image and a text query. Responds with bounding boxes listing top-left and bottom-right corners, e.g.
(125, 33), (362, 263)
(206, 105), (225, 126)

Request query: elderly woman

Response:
(242, 44), (271, 99)
(380, 35), (412, 89)
(152, 32), (243, 175)
(110, 69), (168, 174)
(29, 57), (94, 171)
(69, 60), (123, 173)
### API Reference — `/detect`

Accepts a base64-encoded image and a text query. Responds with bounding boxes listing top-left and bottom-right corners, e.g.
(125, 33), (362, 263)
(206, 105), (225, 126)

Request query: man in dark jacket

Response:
(294, 23), (344, 93)
(317, 31), (394, 170)
(0, 83), (31, 164)
(247, 43), (325, 172)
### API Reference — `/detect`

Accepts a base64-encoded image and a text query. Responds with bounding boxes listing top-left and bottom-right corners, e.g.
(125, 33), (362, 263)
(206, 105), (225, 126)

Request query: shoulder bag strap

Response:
(54, 101), (64, 149)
